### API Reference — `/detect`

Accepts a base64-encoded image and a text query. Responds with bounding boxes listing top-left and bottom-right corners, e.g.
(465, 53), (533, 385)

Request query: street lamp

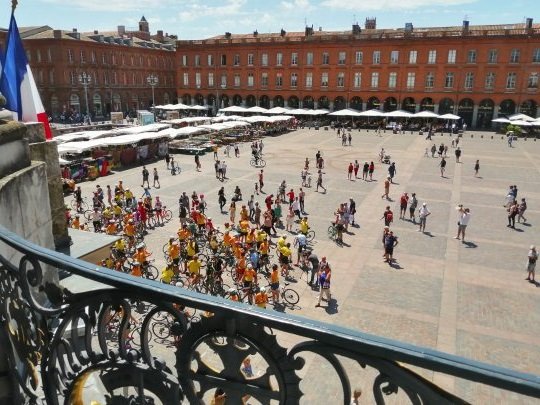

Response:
(147, 74), (158, 119)
(78, 72), (92, 124)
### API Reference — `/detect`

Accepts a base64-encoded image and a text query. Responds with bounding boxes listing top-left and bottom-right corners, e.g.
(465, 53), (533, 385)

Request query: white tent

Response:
(492, 118), (511, 123)
(510, 120), (532, 127)
(219, 105), (247, 113)
(413, 111), (440, 118)
(313, 109), (330, 115)
(357, 109), (384, 117)
(328, 108), (362, 117)
(508, 113), (535, 122)
(267, 115), (294, 122)
(383, 110), (413, 118)
(264, 107), (289, 114)
(438, 113), (461, 120)
(246, 106), (268, 114)
(187, 105), (209, 111)
(287, 109), (311, 115)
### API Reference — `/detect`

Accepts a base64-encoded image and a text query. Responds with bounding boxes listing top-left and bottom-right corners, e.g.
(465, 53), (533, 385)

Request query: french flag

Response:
(0, 14), (52, 140)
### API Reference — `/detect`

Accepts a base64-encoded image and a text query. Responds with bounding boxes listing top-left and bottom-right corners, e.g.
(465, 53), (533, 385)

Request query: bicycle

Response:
(266, 281), (300, 306)
(250, 158), (266, 168)
(327, 223), (337, 241)
(170, 162), (181, 175)
(70, 197), (89, 212)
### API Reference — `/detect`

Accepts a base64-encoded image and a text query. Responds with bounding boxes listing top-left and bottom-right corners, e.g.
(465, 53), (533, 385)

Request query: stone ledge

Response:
(0, 122), (31, 179)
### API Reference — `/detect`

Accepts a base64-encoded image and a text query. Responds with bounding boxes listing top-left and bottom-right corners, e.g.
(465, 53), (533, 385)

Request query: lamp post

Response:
(78, 72), (91, 124)
(147, 74), (158, 119)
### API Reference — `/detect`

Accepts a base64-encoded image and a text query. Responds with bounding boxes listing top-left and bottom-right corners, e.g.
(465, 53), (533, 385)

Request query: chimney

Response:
(72, 28), (77, 33)
(526, 17), (533, 30)
(118, 25), (126, 36)
(53, 29), (62, 39)
(365, 18), (376, 30)
(225, 32), (231, 39)
(156, 30), (164, 42)
(305, 25), (314, 36)
(462, 20), (469, 34)
(352, 23), (361, 35)
(405, 23), (413, 33)
(280, 29), (286, 37)
(319, 26), (322, 32)
(253, 30), (258, 36)
(93, 30), (98, 35)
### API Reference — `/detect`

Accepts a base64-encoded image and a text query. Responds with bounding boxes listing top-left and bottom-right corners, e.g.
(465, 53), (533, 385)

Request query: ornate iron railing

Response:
(0, 224), (539, 404)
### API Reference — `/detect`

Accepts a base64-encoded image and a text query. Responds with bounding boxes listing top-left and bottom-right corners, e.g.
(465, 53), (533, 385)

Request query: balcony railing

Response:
(0, 224), (539, 404)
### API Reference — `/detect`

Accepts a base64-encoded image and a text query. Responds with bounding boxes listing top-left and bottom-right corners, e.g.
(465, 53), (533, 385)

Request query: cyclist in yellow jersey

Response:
(238, 219), (249, 242)
(186, 239), (197, 259)
(246, 229), (256, 247)
(167, 239), (180, 270)
(223, 231), (234, 247)
(112, 238), (126, 256)
(299, 217), (309, 235)
(161, 264), (175, 284)
(279, 243), (292, 277)
(113, 204), (122, 218)
(242, 264), (257, 303)
(102, 207), (113, 221)
(187, 256), (202, 286)
(270, 264), (280, 303)
(209, 235), (219, 253)
(277, 235), (287, 250)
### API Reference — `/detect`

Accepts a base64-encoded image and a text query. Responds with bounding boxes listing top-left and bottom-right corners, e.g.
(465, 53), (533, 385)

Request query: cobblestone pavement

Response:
(68, 128), (540, 404)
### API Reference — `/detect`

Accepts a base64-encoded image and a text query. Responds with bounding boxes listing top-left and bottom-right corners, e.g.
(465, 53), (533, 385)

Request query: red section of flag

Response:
(36, 111), (52, 140)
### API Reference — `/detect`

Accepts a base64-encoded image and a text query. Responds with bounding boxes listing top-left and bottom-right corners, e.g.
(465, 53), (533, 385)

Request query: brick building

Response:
(0, 17), (177, 120)
(176, 19), (540, 128)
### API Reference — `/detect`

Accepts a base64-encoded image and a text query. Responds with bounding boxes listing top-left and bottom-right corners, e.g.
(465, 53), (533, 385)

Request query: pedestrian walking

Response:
(439, 157), (447, 177)
(368, 161), (375, 181)
(347, 163), (354, 180)
(381, 206), (394, 227)
(348, 133), (352, 146)
(218, 187), (226, 212)
(194, 154), (201, 171)
(349, 197), (356, 226)
(153, 168), (160, 188)
(165, 153), (170, 169)
(399, 193), (409, 219)
(517, 198), (527, 223)
(418, 203), (431, 232)
(526, 245), (537, 282)
(388, 162), (396, 183)
(409, 193), (418, 223)
(507, 200), (518, 228)
(298, 188), (306, 213)
(316, 170), (326, 193)
(141, 166), (150, 188)
(353, 160), (360, 179)
(455, 206), (471, 242)
(381, 177), (391, 200)
(362, 162), (369, 180)
(229, 201), (237, 223)
(315, 265), (332, 307)
(474, 160), (480, 177)
(455, 147), (462, 163)
(258, 170), (264, 193)
(431, 144), (437, 158)
(383, 231), (398, 264)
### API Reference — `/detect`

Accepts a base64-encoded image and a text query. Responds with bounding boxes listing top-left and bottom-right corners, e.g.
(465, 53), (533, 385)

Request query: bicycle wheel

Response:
(70, 199), (78, 210)
(258, 159), (266, 168)
(327, 225), (336, 240)
(152, 322), (171, 340)
(144, 265), (159, 280)
(306, 230), (315, 242)
(148, 216), (157, 229)
(164, 210), (173, 222)
(176, 165), (182, 175)
(282, 288), (300, 305)
(250, 159), (257, 167)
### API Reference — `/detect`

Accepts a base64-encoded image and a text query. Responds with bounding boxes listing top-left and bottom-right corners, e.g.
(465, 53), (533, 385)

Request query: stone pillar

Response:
(471, 105), (479, 129)
(362, 102), (367, 111)
(0, 117), (59, 402)
(434, 104), (440, 114)
(25, 123), (69, 248)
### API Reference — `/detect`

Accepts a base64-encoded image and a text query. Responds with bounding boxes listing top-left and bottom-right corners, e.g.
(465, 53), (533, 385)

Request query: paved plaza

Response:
(68, 127), (540, 403)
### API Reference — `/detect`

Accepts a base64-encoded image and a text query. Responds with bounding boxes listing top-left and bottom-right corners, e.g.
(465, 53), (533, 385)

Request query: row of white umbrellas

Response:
(155, 104), (210, 111)
(328, 108), (461, 120)
(492, 113), (540, 127)
(218, 105), (461, 119)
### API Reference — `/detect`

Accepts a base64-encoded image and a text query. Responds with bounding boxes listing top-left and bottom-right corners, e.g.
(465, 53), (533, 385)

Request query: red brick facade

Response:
(176, 22), (540, 128)
(0, 18), (177, 120)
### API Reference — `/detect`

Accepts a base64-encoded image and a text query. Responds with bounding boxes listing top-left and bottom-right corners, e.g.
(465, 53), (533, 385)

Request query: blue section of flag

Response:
(0, 15), (28, 120)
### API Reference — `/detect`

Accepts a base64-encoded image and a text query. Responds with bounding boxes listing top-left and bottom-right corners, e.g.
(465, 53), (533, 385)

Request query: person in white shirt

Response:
(418, 203), (431, 232)
(455, 207), (471, 242)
